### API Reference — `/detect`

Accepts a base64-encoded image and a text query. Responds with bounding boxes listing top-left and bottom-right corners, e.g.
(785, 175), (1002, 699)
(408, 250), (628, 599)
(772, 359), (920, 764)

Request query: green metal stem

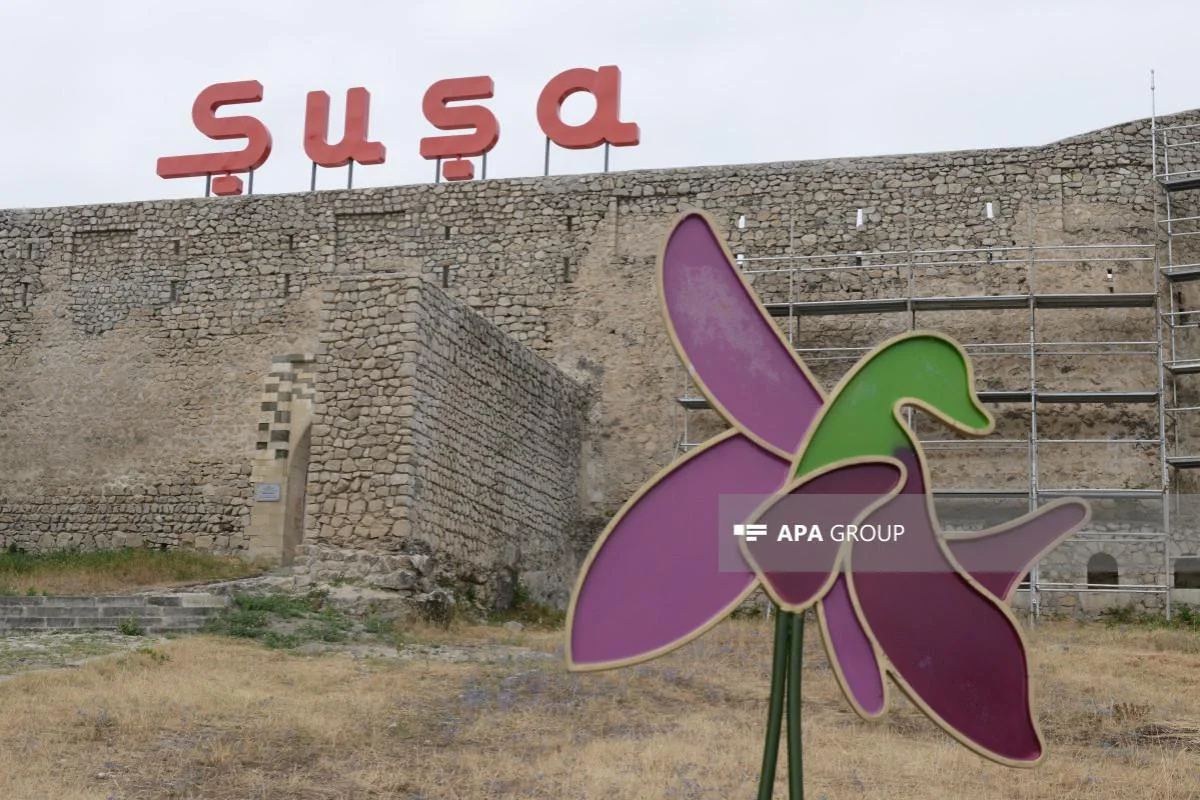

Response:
(787, 612), (805, 800)
(757, 608), (791, 800)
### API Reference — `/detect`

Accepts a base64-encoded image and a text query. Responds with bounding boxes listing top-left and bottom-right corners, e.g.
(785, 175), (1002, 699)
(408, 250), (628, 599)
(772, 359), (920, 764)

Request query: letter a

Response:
(537, 65), (639, 149)
(776, 525), (794, 542)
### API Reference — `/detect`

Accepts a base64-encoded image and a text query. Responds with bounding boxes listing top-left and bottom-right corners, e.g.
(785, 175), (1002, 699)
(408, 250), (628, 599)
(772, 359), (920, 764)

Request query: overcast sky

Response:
(1, 0), (1197, 209)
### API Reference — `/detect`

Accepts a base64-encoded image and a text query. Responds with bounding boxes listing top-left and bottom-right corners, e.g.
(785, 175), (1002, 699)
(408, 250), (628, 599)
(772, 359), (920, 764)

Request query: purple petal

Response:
(567, 432), (788, 670)
(850, 453), (1045, 764)
(660, 213), (823, 455)
(947, 501), (1090, 601)
(744, 460), (903, 611)
(819, 576), (887, 718)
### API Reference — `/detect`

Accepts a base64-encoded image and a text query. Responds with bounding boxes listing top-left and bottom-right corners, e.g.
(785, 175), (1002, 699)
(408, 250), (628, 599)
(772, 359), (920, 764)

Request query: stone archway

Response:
(282, 423), (311, 566)
(244, 354), (317, 567)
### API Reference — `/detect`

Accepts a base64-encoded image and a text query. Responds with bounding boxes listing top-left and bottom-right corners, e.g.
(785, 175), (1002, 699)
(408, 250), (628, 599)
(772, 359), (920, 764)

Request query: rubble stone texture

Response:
(306, 276), (586, 607)
(1, 108), (1200, 612)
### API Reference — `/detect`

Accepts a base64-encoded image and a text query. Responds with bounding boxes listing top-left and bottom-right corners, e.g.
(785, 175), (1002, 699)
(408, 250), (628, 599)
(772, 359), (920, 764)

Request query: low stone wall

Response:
(0, 593), (228, 634)
(1011, 589), (1200, 617)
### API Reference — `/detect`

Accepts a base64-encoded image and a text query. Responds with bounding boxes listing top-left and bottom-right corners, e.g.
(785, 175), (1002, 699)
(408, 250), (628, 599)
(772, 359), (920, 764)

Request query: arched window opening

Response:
(1173, 557), (1200, 590)
(1087, 553), (1119, 587)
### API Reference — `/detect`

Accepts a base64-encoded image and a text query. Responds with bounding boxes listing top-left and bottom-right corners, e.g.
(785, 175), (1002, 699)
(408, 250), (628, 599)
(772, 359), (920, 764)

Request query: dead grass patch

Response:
(0, 547), (260, 595)
(0, 619), (1197, 798)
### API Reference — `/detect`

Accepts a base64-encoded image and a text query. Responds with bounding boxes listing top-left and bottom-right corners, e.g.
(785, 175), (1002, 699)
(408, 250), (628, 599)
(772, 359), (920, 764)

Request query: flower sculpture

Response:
(565, 211), (1091, 798)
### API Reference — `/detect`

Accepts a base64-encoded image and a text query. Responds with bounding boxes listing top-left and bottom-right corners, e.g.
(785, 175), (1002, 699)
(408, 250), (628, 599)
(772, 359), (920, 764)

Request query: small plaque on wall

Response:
(255, 483), (282, 502)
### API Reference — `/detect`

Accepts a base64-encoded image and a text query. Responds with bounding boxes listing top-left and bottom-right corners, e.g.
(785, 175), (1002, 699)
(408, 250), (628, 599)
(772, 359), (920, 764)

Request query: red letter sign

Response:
(304, 88), (386, 168)
(537, 66), (639, 149)
(419, 76), (500, 181)
(156, 80), (273, 196)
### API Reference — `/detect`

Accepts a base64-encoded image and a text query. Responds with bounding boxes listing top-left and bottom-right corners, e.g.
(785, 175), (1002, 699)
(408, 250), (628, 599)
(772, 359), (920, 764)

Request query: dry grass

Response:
(0, 548), (260, 595)
(0, 618), (1198, 799)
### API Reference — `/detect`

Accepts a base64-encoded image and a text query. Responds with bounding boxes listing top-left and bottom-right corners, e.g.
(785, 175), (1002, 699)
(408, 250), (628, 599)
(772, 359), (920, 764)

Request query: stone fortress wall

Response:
(305, 276), (587, 607)
(2, 106), (1200, 611)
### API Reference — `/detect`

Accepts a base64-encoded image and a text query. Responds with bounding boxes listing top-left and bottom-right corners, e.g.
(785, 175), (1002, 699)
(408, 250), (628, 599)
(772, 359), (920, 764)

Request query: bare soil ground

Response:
(0, 617), (1197, 799)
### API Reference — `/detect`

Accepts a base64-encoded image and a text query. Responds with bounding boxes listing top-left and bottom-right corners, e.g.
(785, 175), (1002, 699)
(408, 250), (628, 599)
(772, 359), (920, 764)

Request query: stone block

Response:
(100, 606), (149, 618)
(177, 593), (228, 608)
(372, 570), (418, 592)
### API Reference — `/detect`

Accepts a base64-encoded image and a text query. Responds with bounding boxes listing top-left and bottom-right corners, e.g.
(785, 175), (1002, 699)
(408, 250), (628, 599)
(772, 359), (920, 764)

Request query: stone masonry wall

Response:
(0, 109), (1198, 606)
(305, 276), (587, 607)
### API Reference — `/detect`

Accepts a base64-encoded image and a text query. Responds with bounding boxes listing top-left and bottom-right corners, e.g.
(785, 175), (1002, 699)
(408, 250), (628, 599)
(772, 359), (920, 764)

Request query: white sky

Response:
(1, 0), (1197, 209)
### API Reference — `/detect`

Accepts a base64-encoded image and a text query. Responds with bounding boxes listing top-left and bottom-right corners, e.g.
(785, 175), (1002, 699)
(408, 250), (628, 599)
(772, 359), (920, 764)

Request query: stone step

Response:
(0, 593), (229, 633)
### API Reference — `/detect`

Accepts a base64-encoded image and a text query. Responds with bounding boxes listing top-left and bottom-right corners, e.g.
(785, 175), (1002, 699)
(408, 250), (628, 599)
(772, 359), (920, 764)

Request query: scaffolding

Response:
(676, 236), (1172, 618)
(1153, 78), (1200, 604)
(1154, 98), (1200, 464)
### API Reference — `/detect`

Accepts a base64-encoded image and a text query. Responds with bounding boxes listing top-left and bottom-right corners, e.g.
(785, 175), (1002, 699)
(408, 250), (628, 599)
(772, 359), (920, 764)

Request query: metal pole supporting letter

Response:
(544, 137), (551, 177)
(310, 162), (317, 192)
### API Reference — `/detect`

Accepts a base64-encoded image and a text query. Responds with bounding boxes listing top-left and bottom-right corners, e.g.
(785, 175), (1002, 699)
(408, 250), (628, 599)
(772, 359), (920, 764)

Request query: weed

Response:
(232, 592), (323, 618)
(1176, 605), (1199, 628)
(1099, 605), (1200, 632)
(1100, 605), (1138, 625)
(119, 617), (145, 637)
(490, 581), (564, 629)
(297, 606), (352, 643)
(204, 590), (353, 646)
(263, 631), (303, 649)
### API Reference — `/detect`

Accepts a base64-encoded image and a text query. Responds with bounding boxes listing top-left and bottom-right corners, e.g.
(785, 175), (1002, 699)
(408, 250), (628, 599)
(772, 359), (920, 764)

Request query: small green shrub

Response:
(119, 617), (145, 637)
(490, 581), (564, 629)
(263, 631), (303, 649)
(297, 606), (352, 643)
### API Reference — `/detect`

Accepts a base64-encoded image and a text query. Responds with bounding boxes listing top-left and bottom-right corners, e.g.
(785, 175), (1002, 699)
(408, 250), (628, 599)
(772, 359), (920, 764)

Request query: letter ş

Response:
(419, 76), (500, 182)
(156, 66), (640, 195)
(155, 80), (272, 197)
